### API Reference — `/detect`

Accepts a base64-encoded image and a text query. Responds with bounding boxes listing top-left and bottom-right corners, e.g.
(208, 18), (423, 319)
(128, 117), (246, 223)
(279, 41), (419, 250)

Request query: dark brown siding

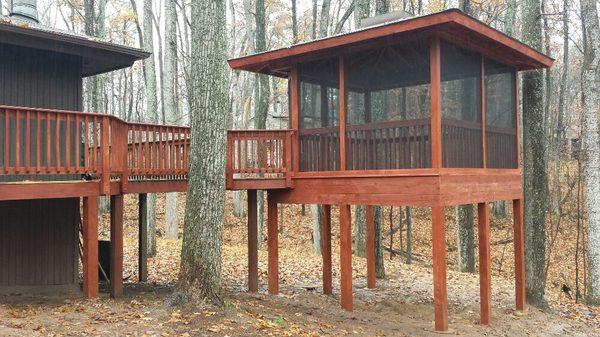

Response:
(0, 199), (79, 288)
(0, 43), (83, 111)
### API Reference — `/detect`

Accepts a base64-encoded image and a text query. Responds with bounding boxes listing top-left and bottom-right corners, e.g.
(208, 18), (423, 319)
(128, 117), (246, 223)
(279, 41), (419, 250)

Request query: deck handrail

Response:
(226, 130), (293, 188)
(0, 105), (190, 194)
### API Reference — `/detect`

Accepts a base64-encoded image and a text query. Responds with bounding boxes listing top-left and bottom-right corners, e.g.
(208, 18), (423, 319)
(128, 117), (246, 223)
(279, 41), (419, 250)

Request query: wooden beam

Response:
(110, 194), (124, 298)
(138, 193), (148, 282)
(267, 191), (279, 294)
(431, 206), (448, 331)
(513, 199), (526, 311)
(481, 55), (487, 168)
(321, 204), (333, 295)
(247, 190), (258, 293)
(514, 71), (521, 169)
(82, 196), (99, 299)
(478, 202), (491, 325)
(339, 55), (347, 171)
(365, 205), (376, 288)
(430, 36), (442, 169)
(339, 204), (353, 311)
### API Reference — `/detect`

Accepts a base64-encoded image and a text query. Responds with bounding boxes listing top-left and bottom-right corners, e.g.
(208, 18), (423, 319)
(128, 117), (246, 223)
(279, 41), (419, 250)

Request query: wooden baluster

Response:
(15, 110), (20, 173)
(75, 115), (80, 172)
(36, 111), (41, 172)
(144, 125), (150, 175)
(100, 117), (110, 195)
(46, 112), (52, 172)
(3, 109), (8, 173)
(84, 116), (89, 171)
(92, 116), (98, 171)
(25, 110), (31, 173)
(65, 114), (71, 172)
(55, 112), (61, 173)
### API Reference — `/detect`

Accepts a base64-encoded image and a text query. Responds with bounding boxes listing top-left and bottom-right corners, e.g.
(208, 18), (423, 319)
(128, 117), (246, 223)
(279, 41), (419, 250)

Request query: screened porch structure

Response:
(226, 9), (553, 332)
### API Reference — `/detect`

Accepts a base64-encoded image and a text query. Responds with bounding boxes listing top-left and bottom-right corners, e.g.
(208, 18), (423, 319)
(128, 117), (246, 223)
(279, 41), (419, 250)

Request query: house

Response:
(0, 1), (189, 298)
(225, 9), (553, 331)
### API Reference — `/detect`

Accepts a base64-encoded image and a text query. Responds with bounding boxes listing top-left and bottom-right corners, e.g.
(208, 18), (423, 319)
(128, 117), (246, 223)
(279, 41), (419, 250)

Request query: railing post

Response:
(285, 131), (293, 187)
(100, 116), (110, 195)
(226, 132), (234, 189)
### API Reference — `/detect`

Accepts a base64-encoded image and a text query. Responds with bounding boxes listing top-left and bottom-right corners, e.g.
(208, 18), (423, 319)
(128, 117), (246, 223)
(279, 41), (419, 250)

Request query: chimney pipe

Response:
(10, 0), (39, 23)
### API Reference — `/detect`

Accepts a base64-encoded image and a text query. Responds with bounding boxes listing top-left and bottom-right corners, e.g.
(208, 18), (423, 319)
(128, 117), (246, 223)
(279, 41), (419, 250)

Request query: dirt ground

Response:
(0, 193), (599, 337)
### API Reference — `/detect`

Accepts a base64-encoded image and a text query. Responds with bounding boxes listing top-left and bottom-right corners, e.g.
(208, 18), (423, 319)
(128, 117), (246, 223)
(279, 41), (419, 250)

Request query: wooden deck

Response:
(0, 105), (190, 200)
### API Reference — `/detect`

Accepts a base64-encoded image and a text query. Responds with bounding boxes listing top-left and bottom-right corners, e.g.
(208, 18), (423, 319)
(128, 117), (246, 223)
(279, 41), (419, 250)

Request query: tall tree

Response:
(179, 0), (229, 303)
(521, 0), (548, 307)
(143, 0), (159, 256)
(164, 0), (180, 240)
(454, 0), (476, 274)
(291, 0), (298, 43)
(580, 0), (600, 306)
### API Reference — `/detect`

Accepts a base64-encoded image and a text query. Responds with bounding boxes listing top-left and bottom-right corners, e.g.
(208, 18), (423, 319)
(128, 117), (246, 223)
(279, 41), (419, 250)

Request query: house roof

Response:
(228, 9), (554, 77)
(0, 15), (150, 77)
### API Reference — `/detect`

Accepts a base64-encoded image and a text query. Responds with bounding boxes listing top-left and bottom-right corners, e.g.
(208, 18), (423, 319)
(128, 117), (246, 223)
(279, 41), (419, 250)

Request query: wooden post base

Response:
(513, 199), (526, 311)
(431, 206), (448, 331)
(478, 202), (491, 325)
(82, 196), (99, 299)
(267, 192), (279, 295)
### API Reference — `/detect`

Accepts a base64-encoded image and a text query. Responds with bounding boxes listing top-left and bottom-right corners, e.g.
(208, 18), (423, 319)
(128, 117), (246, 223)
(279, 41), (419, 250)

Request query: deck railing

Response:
(0, 105), (190, 193)
(226, 130), (293, 188)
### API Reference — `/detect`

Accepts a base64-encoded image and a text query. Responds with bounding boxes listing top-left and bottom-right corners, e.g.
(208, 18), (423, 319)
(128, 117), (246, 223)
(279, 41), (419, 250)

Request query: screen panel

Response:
(441, 41), (483, 168)
(485, 58), (517, 168)
(344, 40), (431, 170)
(298, 57), (340, 171)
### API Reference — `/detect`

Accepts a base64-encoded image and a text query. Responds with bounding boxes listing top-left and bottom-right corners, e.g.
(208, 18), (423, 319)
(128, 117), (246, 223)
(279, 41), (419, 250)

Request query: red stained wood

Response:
(339, 204), (353, 311)
(431, 206), (448, 331)
(110, 194), (124, 298)
(82, 196), (99, 298)
(430, 36), (442, 169)
(267, 192), (279, 295)
(339, 55), (347, 171)
(478, 202), (492, 325)
(365, 205), (376, 289)
(247, 190), (258, 293)
(321, 204), (333, 295)
(291, 66), (300, 173)
(513, 199), (526, 311)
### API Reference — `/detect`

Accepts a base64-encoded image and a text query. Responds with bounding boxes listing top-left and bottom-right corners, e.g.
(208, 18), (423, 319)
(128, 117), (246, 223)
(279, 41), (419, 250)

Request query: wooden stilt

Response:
(321, 205), (332, 295)
(513, 199), (526, 311)
(478, 202), (492, 325)
(267, 192), (279, 295)
(339, 204), (353, 311)
(431, 206), (448, 331)
(248, 190), (258, 293)
(366, 205), (376, 289)
(82, 196), (99, 299)
(138, 193), (148, 283)
(110, 194), (124, 298)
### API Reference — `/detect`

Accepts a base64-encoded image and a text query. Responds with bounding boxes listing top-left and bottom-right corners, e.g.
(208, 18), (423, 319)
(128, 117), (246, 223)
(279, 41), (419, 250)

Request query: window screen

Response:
(298, 57), (340, 171)
(441, 41), (483, 168)
(485, 58), (517, 168)
(345, 40), (431, 170)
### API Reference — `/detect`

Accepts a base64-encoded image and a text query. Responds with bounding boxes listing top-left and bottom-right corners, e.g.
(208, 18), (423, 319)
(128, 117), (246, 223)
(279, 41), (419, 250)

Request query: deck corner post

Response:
(267, 191), (279, 295)
(321, 205), (333, 295)
(513, 199), (526, 311)
(138, 193), (148, 283)
(339, 204), (353, 311)
(110, 194), (124, 298)
(431, 206), (448, 331)
(82, 196), (99, 299)
(247, 190), (259, 293)
(478, 202), (492, 325)
(365, 205), (376, 289)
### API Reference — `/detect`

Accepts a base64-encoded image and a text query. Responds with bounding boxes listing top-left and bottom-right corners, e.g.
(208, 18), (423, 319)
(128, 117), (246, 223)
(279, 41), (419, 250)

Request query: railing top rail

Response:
(0, 105), (190, 131)
(228, 129), (292, 134)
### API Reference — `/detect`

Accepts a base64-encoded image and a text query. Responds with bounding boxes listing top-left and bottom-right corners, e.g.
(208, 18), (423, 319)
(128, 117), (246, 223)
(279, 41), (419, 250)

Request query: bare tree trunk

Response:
(179, 0), (229, 304)
(406, 206), (413, 264)
(291, 0), (298, 43)
(456, 204), (475, 272)
(164, 0), (180, 240)
(580, 0), (600, 306)
(521, 0), (548, 307)
(143, 0), (159, 255)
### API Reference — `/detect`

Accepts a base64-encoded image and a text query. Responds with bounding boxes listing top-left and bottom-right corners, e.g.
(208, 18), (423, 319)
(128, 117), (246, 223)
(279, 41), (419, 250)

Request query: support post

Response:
(267, 191), (279, 294)
(321, 205), (333, 294)
(110, 194), (124, 298)
(339, 204), (353, 311)
(138, 193), (148, 282)
(82, 196), (99, 299)
(431, 206), (448, 331)
(248, 190), (258, 293)
(478, 202), (492, 325)
(513, 199), (526, 311)
(366, 205), (376, 288)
